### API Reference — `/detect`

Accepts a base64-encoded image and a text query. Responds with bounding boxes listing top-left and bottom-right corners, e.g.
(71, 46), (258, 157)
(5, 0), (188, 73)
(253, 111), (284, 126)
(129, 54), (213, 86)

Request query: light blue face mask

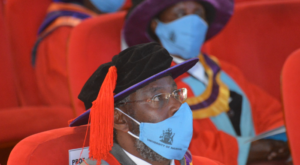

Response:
(90, 0), (125, 13)
(115, 102), (193, 160)
(155, 14), (208, 59)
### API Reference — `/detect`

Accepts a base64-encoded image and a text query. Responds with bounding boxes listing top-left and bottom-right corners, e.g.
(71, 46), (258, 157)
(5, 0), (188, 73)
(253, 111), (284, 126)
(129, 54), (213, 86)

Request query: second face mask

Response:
(90, 0), (126, 13)
(155, 14), (208, 59)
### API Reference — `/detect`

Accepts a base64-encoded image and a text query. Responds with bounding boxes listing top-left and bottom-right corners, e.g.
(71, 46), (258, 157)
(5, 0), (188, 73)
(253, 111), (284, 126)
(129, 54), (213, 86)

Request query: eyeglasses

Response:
(116, 88), (187, 109)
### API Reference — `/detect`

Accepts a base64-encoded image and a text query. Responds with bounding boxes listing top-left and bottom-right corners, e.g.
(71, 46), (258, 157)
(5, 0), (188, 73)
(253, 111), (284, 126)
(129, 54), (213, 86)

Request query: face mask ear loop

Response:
(128, 131), (139, 139)
(115, 107), (140, 125)
(115, 107), (140, 139)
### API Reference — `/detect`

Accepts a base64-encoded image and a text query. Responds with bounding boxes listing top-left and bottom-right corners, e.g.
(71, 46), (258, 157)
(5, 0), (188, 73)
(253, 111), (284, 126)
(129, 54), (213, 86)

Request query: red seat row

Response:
(0, 0), (130, 149)
(0, 0), (73, 152)
(2, 0), (300, 164)
(3, 0), (131, 106)
(8, 47), (300, 164)
(8, 45), (300, 165)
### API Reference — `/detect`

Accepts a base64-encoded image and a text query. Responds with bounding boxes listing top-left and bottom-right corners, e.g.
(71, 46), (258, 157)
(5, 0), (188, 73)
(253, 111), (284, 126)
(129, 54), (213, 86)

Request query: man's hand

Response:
(247, 139), (290, 164)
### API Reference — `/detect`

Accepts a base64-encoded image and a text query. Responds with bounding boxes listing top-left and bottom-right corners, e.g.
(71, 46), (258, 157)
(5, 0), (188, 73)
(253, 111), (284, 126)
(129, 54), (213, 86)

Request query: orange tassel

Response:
(89, 66), (117, 165)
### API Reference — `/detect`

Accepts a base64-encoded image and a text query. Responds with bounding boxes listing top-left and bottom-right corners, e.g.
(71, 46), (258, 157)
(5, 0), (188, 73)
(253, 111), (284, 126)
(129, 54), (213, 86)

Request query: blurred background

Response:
(0, 0), (300, 164)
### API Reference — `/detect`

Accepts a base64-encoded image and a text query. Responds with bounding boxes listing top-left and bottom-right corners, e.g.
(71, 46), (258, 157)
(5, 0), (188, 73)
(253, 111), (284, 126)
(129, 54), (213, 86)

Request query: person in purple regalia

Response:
(70, 42), (224, 165)
(121, 0), (292, 164)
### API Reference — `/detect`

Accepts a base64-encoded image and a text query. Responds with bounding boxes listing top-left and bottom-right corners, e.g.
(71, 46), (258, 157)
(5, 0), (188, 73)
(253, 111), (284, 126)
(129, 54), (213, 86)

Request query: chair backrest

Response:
(281, 49), (300, 165)
(235, 0), (276, 3)
(68, 11), (126, 116)
(0, 0), (19, 108)
(5, 0), (52, 106)
(204, 0), (300, 100)
(0, 106), (74, 144)
(7, 126), (89, 165)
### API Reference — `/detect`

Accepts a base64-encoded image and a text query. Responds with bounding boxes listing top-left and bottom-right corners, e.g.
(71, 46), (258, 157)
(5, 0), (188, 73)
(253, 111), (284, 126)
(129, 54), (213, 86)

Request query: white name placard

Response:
(69, 147), (89, 165)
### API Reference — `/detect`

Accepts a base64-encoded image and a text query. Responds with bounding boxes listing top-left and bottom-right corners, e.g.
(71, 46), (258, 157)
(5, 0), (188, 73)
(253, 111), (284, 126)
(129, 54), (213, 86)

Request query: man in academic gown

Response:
(69, 43), (223, 165)
(32, 0), (127, 106)
(122, 0), (291, 164)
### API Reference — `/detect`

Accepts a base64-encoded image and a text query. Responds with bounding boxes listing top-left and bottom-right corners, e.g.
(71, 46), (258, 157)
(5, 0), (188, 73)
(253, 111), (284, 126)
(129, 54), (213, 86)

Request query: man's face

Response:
(120, 75), (182, 162)
(127, 75), (181, 125)
(150, 1), (208, 44)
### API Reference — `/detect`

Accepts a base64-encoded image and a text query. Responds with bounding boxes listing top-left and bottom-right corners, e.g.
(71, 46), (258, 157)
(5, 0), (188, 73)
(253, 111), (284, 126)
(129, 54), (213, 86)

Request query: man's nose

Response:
(167, 96), (181, 117)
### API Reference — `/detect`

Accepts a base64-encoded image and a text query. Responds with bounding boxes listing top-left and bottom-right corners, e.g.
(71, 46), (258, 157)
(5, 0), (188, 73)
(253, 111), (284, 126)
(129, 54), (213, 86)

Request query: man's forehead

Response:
(139, 76), (177, 93)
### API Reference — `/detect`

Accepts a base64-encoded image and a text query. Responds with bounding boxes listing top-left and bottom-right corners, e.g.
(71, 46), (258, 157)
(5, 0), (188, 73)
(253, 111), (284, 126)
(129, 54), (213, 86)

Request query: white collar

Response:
(122, 149), (175, 165)
(172, 56), (208, 85)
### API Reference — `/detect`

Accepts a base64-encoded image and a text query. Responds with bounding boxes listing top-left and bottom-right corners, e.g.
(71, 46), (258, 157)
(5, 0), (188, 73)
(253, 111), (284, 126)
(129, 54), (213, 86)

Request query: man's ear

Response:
(114, 109), (129, 132)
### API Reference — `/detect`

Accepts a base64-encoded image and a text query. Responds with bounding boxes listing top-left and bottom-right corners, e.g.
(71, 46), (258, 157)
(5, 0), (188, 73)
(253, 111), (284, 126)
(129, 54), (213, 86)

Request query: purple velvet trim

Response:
(69, 58), (199, 127)
(114, 58), (198, 102)
(123, 0), (234, 47)
(189, 54), (222, 110)
(38, 10), (91, 35)
(70, 109), (90, 127)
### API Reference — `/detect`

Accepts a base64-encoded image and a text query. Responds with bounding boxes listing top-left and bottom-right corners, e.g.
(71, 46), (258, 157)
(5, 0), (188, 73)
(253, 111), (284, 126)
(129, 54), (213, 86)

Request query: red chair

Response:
(204, 0), (300, 100)
(7, 126), (89, 165)
(1, 4), (126, 164)
(7, 126), (287, 165)
(0, 106), (74, 145)
(0, 0), (19, 108)
(235, 0), (277, 3)
(68, 11), (126, 116)
(5, 0), (52, 106)
(1, 3), (126, 153)
(282, 49), (300, 165)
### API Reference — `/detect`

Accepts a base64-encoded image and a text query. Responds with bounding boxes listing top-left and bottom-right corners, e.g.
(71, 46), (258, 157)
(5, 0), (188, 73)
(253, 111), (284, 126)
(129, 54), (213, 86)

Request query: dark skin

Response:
(149, 1), (291, 164)
(114, 76), (181, 165)
(150, 1), (207, 50)
(247, 139), (290, 164)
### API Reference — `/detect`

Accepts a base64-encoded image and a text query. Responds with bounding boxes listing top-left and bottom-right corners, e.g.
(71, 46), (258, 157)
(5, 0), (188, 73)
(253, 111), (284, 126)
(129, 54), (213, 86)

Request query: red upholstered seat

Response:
(68, 11), (126, 116)
(235, 0), (274, 3)
(2, 4), (126, 164)
(6, 127), (287, 165)
(0, 5), (126, 156)
(282, 49), (300, 165)
(7, 127), (287, 165)
(5, 0), (52, 106)
(0, 106), (74, 145)
(204, 0), (300, 100)
(7, 126), (89, 165)
(0, 104), (74, 164)
(0, 0), (19, 108)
